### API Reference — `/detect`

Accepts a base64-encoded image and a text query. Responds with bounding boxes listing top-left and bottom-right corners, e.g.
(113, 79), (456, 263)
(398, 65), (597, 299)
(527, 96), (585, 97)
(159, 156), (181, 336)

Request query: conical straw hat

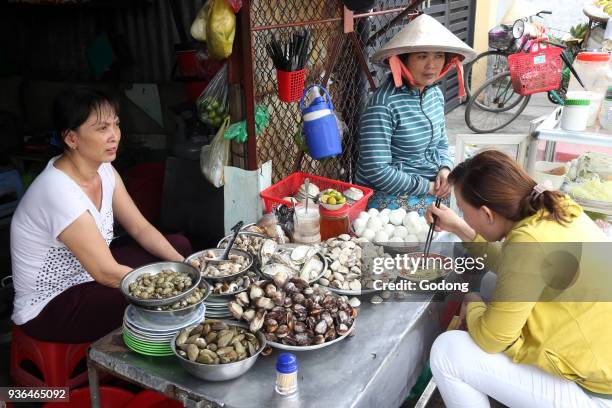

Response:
(501, 0), (539, 25)
(371, 14), (477, 65)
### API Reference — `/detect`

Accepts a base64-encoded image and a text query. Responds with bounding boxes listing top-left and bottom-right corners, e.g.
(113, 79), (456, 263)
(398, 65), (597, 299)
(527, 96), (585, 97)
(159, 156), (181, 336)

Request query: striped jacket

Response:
(355, 78), (453, 197)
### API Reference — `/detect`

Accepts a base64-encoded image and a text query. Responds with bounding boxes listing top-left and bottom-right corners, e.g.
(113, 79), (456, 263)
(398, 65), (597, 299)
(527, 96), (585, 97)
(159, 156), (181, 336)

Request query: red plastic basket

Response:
(260, 172), (373, 221)
(277, 69), (306, 102)
(508, 42), (563, 96)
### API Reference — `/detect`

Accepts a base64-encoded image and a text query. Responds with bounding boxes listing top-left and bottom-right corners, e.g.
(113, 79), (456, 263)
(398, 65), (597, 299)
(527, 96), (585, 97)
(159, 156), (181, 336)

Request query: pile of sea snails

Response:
(228, 271), (357, 347)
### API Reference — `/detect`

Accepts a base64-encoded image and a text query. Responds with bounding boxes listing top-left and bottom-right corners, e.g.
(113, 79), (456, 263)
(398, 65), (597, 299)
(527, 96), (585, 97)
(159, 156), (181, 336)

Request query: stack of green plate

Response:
(122, 330), (173, 356)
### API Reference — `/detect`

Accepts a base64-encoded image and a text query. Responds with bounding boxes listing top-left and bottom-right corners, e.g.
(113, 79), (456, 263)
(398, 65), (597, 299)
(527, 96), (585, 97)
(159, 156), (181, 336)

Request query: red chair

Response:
(43, 386), (134, 408)
(10, 325), (90, 388)
(125, 390), (183, 408)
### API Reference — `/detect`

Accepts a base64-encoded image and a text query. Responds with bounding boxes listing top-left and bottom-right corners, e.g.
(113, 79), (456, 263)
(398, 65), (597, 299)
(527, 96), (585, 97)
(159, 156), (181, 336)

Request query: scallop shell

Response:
(259, 239), (277, 267)
(290, 245), (312, 264)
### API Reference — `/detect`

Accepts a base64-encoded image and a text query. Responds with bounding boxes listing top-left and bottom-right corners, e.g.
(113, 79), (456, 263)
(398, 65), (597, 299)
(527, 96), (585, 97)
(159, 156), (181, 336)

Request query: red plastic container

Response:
(176, 47), (223, 79)
(277, 69), (306, 102)
(260, 172), (373, 221)
(508, 42), (563, 96)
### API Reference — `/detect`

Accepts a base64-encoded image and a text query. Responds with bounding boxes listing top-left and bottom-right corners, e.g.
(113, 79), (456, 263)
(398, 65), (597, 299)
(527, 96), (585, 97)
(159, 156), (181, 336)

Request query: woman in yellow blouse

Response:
(425, 150), (612, 407)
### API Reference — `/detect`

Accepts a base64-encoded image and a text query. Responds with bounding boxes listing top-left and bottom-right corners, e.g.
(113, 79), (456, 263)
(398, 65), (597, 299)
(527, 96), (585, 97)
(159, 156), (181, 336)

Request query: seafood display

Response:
(211, 271), (259, 296)
(218, 233), (266, 260)
(259, 240), (326, 283)
(175, 320), (261, 364)
(352, 208), (434, 244)
(189, 249), (251, 279)
(318, 235), (395, 293)
(128, 270), (194, 300)
(145, 285), (207, 311)
(228, 272), (357, 348)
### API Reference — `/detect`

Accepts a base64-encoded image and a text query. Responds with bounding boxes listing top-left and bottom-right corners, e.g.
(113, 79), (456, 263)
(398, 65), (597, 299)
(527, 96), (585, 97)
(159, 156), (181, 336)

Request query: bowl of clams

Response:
(171, 319), (266, 381)
(185, 248), (253, 283)
(120, 261), (202, 308)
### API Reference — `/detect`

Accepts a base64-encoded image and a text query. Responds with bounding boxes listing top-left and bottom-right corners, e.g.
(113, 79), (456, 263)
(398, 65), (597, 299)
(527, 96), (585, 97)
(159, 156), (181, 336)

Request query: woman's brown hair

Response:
(448, 150), (572, 225)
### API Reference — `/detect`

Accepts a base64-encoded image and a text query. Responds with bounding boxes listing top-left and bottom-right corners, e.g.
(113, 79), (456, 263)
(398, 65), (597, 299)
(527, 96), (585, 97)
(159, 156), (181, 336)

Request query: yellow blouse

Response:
(465, 199), (612, 394)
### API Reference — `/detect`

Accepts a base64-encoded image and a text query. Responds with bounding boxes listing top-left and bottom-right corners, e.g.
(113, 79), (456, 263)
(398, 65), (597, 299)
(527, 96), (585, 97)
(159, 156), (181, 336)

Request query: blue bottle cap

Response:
(276, 353), (298, 374)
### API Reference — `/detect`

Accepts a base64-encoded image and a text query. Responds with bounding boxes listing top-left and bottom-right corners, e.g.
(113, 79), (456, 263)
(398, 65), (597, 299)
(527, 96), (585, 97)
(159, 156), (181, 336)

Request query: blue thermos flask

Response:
(299, 85), (342, 160)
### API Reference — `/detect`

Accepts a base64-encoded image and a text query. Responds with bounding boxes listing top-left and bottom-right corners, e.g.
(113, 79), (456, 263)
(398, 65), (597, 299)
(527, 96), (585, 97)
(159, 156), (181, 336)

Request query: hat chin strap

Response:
(388, 55), (466, 100)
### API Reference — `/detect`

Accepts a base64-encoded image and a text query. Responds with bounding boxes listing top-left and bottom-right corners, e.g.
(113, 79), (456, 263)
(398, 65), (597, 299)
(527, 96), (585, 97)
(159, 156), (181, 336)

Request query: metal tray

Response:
(323, 286), (380, 296)
(265, 323), (355, 351)
(396, 252), (452, 283)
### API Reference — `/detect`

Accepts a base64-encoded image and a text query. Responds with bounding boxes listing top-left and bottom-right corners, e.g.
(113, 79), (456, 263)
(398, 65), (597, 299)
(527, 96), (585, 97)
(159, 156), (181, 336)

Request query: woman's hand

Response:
(434, 168), (451, 199)
(425, 203), (476, 241)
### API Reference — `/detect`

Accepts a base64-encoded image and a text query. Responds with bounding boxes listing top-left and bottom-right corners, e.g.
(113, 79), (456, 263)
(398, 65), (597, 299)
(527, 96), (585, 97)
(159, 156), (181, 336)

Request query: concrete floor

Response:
(444, 93), (555, 145)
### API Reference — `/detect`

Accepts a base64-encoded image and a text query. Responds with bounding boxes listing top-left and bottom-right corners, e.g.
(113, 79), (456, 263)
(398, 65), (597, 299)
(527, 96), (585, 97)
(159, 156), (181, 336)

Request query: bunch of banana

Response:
(594, 0), (612, 15)
(569, 23), (589, 39)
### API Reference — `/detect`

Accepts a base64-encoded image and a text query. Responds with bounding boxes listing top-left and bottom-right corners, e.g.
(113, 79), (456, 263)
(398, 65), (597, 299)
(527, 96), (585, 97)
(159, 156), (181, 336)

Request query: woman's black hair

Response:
(53, 87), (119, 150)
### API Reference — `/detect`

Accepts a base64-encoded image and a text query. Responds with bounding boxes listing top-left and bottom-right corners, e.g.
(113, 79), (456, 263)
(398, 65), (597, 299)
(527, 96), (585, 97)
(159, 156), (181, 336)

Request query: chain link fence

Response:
(248, 0), (472, 183)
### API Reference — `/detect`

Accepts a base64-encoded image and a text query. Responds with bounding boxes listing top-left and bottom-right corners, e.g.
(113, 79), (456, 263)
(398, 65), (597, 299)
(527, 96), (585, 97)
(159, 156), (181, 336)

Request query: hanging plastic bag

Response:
(227, 0), (242, 13)
(200, 117), (231, 187)
(196, 64), (228, 127)
(224, 105), (270, 143)
(207, 0), (236, 60)
(190, 1), (210, 42)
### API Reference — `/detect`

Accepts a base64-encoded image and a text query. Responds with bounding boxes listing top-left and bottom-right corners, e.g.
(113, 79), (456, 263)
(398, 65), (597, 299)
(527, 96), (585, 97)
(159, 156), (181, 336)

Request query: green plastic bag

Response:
(207, 0), (236, 60)
(224, 105), (270, 143)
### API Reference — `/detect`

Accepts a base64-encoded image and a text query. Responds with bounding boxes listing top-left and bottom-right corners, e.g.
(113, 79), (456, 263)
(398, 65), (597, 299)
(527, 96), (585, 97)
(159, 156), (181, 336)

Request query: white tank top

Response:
(10, 156), (116, 325)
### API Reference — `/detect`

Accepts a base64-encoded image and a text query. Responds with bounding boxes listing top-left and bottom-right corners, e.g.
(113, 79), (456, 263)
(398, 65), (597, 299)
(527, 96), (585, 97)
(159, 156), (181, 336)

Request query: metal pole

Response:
(240, 0), (258, 170)
(87, 360), (101, 408)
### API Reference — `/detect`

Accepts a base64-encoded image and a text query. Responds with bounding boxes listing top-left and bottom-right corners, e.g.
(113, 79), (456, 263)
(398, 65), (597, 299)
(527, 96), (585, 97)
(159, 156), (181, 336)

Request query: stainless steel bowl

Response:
(171, 320), (266, 381)
(216, 231), (267, 251)
(133, 280), (211, 325)
(185, 248), (253, 283)
(120, 261), (202, 308)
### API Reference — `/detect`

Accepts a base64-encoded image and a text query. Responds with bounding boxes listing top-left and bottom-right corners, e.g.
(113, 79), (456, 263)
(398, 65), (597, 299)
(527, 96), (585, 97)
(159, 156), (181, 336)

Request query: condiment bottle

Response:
(320, 211), (350, 240)
(275, 353), (298, 396)
(560, 99), (591, 131)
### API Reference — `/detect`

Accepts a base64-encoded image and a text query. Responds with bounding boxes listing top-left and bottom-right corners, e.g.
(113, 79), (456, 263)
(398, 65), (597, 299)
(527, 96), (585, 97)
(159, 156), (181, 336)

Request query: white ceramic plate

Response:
(124, 304), (204, 333)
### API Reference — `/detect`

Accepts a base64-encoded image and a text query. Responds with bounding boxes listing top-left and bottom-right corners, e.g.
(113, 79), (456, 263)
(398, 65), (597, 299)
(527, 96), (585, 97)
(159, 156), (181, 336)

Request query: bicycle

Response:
(464, 16), (584, 133)
(463, 10), (552, 105)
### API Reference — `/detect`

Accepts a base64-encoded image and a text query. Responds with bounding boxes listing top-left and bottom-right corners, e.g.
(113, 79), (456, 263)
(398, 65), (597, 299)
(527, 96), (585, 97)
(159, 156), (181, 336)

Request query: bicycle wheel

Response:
(464, 50), (510, 104)
(465, 70), (531, 133)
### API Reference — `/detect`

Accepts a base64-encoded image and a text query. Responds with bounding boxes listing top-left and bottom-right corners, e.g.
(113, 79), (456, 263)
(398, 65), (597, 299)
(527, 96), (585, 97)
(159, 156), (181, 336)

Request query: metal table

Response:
(87, 295), (446, 408)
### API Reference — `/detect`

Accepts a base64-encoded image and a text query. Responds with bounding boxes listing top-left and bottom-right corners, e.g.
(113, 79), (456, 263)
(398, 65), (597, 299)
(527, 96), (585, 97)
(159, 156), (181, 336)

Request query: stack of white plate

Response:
(122, 303), (205, 356)
(203, 295), (234, 319)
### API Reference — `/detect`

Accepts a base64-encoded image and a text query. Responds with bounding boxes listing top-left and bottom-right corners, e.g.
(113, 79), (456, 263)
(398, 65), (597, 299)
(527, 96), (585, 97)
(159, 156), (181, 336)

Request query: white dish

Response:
(124, 304), (205, 333)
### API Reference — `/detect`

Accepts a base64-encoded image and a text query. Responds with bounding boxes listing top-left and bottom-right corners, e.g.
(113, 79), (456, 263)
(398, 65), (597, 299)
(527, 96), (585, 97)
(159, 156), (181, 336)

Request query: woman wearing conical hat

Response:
(355, 14), (476, 215)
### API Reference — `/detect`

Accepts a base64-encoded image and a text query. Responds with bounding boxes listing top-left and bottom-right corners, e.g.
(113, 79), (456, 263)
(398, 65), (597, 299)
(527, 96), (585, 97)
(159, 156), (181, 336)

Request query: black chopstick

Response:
(267, 30), (311, 72)
(423, 197), (442, 259)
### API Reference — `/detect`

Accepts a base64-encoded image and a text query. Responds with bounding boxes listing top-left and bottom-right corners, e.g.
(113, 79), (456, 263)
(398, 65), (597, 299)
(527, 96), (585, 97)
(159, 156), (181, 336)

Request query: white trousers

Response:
(430, 330), (612, 408)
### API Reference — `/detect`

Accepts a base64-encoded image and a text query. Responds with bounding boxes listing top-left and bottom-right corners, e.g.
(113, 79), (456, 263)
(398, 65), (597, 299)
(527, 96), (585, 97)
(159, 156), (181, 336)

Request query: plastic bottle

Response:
(599, 86), (612, 132)
(566, 52), (612, 127)
(561, 99), (591, 131)
(275, 353), (298, 396)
